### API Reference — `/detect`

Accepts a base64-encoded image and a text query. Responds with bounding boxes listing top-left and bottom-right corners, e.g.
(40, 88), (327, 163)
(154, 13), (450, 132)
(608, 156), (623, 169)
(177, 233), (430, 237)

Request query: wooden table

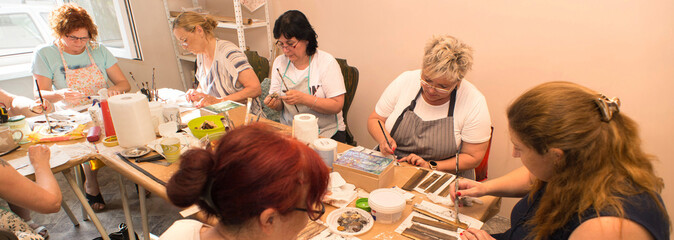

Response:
(4, 139), (111, 240)
(96, 106), (500, 239)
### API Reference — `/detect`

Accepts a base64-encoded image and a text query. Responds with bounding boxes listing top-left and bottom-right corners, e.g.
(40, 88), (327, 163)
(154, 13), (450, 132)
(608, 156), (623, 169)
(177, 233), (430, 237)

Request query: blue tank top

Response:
(493, 183), (669, 240)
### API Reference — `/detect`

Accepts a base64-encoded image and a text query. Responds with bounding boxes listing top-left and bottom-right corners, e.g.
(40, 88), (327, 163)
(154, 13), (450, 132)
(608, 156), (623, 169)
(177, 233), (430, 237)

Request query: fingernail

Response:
(457, 192), (461, 196)
(460, 232), (463, 236)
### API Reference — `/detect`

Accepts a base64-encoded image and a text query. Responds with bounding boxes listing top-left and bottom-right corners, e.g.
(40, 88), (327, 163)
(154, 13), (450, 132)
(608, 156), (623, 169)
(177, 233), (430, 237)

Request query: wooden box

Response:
(332, 150), (396, 192)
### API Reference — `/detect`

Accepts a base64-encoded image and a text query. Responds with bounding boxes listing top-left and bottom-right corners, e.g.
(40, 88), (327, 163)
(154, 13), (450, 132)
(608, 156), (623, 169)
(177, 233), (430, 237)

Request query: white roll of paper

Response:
(293, 113), (318, 144)
(313, 138), (337, 167)
(108, 93), (156, 148)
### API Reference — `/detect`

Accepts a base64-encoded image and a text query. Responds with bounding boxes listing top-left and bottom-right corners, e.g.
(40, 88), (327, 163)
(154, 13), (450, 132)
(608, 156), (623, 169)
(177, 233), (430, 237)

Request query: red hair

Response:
(48, 3), (98, 42)
(167, 124), (329, 227)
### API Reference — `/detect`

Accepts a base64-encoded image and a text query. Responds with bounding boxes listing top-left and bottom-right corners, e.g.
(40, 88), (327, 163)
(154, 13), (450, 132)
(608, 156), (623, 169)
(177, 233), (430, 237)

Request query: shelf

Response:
(216, 20), (267, 30)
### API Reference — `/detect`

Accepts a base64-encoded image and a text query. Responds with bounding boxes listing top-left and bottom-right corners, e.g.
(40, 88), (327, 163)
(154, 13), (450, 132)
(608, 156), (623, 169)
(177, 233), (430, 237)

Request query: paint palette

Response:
(334, 150), (394, 175)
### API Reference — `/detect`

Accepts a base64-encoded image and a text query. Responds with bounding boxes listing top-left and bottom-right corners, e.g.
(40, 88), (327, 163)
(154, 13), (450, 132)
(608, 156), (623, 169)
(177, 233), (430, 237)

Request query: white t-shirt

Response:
(269, 49), (346, 131)
(159, 219), (205, 240)
(375, 69), (492, 145)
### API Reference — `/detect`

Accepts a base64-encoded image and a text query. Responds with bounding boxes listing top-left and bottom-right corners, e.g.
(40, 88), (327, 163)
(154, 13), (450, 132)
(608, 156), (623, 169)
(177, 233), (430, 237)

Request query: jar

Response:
(6, 115), (31, 144)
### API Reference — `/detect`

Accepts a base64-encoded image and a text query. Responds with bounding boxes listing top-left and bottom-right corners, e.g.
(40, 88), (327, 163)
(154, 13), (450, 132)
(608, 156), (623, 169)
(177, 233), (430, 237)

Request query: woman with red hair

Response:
(160, 124), (330, 240)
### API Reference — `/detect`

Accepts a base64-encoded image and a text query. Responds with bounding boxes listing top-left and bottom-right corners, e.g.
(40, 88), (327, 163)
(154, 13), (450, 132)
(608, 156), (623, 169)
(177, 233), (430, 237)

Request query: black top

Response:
(493, 183), (669, 240)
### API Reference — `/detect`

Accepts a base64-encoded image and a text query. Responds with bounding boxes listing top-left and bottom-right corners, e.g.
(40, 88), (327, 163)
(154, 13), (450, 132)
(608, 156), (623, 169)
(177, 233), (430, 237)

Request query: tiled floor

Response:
(2, 166), (510, 239)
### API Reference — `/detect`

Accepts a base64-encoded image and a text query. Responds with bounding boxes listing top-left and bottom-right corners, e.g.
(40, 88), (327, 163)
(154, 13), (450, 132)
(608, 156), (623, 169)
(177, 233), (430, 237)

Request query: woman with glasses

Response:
(452, 82), (669, 240)
(263, 10), (348, 143)
(161, 124), (330, 240)
(31, 3), (130, 109)
(172, 12), (263, 112)
(30, 3), (131, 212)
(367, 35), (492, 180)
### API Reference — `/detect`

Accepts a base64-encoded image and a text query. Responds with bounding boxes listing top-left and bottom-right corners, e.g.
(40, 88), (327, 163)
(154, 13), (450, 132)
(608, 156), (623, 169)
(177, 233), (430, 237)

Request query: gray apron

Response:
(280, 59), (338, 138)
(390, 88), (475, 180)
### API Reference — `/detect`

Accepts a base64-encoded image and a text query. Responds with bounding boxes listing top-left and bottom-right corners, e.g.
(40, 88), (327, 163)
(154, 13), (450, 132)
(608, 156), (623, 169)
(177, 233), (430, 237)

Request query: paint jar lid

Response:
(368, 188), (405, 213)
(355, 198), (371, 212)
(8, 115), (25, 122)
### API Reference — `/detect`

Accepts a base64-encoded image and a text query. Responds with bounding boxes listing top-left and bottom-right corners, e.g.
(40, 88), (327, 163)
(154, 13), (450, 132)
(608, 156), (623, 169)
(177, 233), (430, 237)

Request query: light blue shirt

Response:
(31, 43), (117, 90)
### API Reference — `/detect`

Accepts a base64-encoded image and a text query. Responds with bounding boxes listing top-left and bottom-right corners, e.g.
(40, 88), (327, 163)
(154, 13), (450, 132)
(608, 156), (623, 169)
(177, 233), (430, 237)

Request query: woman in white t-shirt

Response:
(173, 11), (263, 114)
(264, 10), (347, 143)
(367, 35), (492, 180)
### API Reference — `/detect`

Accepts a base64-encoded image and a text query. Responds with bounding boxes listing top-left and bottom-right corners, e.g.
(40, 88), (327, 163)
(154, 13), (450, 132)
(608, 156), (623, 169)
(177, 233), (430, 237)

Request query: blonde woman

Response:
(453, 82), (669, 240)
(172, 11), (263, 113)
(367, 35), (492, 180)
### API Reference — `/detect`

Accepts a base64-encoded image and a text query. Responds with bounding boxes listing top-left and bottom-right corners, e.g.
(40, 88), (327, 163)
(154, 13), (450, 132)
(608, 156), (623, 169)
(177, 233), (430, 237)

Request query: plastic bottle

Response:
(100, 98), (116, 137)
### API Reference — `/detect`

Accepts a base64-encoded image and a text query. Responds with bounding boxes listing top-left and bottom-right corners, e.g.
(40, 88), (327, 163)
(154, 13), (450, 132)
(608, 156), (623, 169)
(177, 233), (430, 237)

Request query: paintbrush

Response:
(152, 67), (157, 101)
(244, 97), (252, 125)
(377, 120), (393, 152)
(275, 68), (300, 112)
(454, 142), (463, 224)
(34, 79), (53, 133)
(128, 72), (141, 89)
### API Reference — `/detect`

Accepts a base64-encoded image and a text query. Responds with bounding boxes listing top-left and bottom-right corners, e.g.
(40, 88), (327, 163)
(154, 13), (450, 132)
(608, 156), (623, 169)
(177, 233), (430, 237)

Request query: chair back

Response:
(475, 126), (494, 182)
(336, 58), (359, 146)
(244, 50), (270, 82)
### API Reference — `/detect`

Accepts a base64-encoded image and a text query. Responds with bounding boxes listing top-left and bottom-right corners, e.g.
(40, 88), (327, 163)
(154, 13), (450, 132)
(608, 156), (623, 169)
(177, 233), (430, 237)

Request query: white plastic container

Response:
(368, 188), (405, 224)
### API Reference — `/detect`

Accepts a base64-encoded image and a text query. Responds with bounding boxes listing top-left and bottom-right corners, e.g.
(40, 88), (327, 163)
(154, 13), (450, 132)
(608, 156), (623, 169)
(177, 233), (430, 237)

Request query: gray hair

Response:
(422, 35), (473, 82)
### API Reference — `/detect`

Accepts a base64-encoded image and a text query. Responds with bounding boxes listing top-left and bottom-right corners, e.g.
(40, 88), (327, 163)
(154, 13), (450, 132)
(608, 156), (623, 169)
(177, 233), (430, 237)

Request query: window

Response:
(0, 0), (141, 81)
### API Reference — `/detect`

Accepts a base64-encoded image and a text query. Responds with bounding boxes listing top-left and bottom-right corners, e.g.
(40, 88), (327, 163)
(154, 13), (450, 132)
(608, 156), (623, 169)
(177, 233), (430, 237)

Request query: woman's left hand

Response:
(460, 228), (496, 240)
(30, 99), (53, 114)
(280, 90), (308, 105)
(399, 153), (430, 168)
(194, 95), (221, 108)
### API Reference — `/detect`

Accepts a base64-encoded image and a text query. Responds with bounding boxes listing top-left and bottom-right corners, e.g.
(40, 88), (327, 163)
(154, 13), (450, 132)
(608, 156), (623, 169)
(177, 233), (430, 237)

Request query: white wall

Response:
(267, 0), (674, 228)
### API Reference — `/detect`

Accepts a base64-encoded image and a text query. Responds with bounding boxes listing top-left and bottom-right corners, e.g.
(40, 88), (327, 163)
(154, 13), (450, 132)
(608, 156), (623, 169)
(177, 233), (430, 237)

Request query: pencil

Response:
(34, 79), (54, 133)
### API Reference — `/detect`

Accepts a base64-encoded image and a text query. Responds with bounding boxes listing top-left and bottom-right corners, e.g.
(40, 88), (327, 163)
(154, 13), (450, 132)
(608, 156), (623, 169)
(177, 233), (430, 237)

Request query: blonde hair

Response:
(422, 35), (473, 82)
(172, 11), (218, 37)
(507, 81), (669, 240)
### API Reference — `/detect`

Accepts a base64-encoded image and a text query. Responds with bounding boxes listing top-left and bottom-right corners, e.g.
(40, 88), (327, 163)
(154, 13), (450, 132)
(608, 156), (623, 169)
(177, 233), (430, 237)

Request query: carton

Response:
(332, 150), (396, 192)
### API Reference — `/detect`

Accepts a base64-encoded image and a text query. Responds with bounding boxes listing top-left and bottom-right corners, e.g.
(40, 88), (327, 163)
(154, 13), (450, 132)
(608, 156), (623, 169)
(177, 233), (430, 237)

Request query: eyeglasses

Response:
(294, 201), (325, 221)
(65, 35), (90, 42)
(420, 77), (460, 94)
(178, 28), (195, 47)
(275, 40), (299, 50)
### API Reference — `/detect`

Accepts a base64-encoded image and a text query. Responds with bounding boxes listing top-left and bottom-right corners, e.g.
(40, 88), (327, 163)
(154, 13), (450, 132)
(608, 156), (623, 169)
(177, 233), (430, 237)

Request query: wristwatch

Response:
(429, 161), (438, 170)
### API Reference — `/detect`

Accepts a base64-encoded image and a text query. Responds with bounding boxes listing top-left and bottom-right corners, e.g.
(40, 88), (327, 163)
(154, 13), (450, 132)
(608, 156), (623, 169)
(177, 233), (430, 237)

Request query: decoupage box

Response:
(332, 149), (395, 192)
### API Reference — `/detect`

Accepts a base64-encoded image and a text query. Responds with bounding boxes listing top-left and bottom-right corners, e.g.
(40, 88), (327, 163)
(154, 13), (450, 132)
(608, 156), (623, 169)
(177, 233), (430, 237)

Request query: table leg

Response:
(138, 185), (150, 240)
(62, 169), (110, 240)
(116, 173), (137, 240)
(60, 200), (79, 227)
(75, 164), (89, 221)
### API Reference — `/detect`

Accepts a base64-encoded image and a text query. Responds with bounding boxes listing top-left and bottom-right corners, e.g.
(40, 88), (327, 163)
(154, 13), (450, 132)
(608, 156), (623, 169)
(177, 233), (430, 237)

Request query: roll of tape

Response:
(103, 135), (119, 147)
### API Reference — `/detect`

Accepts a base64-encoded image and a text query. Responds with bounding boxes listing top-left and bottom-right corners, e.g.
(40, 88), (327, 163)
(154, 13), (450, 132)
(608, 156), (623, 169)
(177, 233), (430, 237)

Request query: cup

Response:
(160, 137), (181, 163)
(313, 138), (337, 168)
(162, 104), (182, 126)
(0, 125), (23, 153)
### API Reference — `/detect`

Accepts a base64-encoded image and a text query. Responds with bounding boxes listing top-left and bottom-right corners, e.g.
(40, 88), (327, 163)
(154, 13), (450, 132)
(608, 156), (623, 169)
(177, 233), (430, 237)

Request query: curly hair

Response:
(422, 35), (473, 82)
(507, 81), (669, 240)
(48, 3), (98, 44)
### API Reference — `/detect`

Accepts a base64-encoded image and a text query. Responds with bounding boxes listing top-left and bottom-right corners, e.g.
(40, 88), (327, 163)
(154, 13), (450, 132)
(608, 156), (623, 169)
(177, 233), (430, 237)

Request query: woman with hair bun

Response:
(160, 124), (330, 240)
(452, 82), (669, 240)
(172, 11), (263, 113)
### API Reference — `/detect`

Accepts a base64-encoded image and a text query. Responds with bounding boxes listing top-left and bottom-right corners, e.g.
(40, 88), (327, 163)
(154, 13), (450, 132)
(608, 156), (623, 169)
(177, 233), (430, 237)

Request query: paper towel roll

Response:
(108, 93), (156, 148)
(313, 138), (337, 167)
(293, 113), (318, 144)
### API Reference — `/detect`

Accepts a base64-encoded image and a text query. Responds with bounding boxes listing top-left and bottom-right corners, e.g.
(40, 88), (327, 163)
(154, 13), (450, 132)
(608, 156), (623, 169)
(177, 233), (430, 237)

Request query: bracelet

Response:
(310, 96), (318, 109)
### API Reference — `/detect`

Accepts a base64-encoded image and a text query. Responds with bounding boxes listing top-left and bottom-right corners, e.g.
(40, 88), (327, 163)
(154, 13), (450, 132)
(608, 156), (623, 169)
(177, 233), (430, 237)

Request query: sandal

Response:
(27, 220), (49, 239)
(85, 193), (106, 212)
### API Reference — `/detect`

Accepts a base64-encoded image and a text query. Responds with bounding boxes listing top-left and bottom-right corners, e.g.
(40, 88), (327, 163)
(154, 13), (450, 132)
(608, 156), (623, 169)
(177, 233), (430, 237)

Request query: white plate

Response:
(326, 207), (374, 236)
(120, 146), (151, 158)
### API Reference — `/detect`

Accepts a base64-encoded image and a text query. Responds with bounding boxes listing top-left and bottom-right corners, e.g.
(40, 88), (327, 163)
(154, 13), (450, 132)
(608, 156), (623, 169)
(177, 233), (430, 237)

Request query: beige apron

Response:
(58, 44), (108, 108)
(390, 88), (475, 180)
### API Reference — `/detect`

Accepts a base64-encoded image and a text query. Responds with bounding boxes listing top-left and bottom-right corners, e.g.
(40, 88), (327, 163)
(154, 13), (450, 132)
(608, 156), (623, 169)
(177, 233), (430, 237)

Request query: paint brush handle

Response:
(377, 120), (393, 151)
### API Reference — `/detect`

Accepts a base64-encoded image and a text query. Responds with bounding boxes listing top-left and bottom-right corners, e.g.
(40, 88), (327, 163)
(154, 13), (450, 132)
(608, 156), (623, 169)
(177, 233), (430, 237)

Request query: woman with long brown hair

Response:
(453, 81), (669, 239)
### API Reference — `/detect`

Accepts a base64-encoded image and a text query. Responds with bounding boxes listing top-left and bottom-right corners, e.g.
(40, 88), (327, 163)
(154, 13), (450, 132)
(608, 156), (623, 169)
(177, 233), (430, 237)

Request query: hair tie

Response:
(594, 94), (621, 122)
(200, 178), (221, 216)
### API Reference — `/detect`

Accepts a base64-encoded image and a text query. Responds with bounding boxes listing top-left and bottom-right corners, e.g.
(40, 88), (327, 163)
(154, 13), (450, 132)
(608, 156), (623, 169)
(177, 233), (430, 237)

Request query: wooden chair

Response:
(336, 58), (359, 146)
(475, 126), (494, 182)
(244, 50), (270, 82)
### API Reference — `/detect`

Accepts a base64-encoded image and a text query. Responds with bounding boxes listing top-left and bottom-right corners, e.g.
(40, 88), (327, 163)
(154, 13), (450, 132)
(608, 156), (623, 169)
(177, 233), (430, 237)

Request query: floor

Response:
(2, 166), (510, 239)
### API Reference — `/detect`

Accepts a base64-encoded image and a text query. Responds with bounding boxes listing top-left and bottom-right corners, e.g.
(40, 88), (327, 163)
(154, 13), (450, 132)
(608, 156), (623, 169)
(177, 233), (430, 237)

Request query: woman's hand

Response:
(399, 153), (430, 168)
(264, 94), (283, 111)
(56, 88), (84, 102)
(280, 90), (309, 105)
(185, 89), (206, 103)
(29, 99), (53, 114)
(28, 145), (51, 169)
(460, 228), (496, 240)
(449, 178), (487, 202)
(194, 95), (221, 108)
(378, 138), (397, 155)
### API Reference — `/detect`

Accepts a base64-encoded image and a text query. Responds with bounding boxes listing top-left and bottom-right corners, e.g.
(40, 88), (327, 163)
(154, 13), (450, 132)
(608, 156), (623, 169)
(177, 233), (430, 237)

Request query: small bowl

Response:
(355, 198), (371, 212)
(187, 115), (226, 139)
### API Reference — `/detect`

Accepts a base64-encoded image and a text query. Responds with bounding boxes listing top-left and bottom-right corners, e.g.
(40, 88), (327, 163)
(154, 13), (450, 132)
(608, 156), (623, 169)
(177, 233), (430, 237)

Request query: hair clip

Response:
(200, 179), (221, 216)
(594, 94), (621, 122)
